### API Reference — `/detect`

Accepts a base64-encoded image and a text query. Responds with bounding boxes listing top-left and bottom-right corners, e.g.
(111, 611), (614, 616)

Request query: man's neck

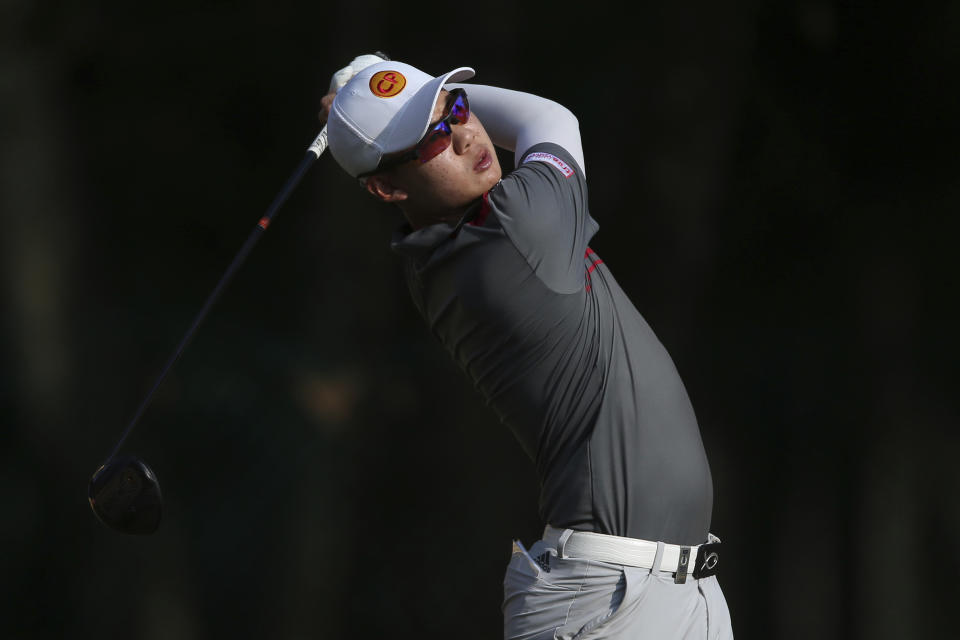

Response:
(402, 201), (475, 231)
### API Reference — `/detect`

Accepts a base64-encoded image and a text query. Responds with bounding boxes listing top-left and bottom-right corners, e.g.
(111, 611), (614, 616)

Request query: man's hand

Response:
(318, 52), (389, 126)
(318, 92), (336, 126)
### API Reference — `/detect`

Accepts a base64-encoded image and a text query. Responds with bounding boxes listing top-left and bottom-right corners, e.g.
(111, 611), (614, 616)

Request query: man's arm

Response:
(447, 83), (586, 176)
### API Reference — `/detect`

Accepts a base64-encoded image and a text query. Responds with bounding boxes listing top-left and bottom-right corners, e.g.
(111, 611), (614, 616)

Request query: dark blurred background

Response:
(2, 0), (957, 638)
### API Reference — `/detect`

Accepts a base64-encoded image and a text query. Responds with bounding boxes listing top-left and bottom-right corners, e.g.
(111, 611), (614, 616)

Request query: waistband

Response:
(542, 525), (722, 584)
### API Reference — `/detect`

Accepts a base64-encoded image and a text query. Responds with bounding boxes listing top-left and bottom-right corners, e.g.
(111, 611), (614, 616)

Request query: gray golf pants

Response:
(503, 531), (734, 640)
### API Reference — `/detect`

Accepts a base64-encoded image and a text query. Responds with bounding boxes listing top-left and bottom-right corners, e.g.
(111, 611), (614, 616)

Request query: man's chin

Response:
(477, 168), (502, 194)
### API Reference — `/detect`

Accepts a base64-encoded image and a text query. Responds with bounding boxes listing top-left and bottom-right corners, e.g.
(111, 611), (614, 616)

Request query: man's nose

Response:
(451, 121), (475, 155)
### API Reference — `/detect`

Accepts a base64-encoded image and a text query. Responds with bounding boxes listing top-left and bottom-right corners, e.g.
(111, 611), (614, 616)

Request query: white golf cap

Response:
(327, 60), (475, 178)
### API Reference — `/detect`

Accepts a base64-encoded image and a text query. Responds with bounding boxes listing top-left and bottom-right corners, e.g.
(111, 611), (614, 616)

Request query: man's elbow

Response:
(542, 100), (579, 129)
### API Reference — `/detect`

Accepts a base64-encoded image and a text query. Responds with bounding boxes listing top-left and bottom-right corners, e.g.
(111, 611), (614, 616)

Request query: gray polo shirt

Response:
(391, 143), (713, 545)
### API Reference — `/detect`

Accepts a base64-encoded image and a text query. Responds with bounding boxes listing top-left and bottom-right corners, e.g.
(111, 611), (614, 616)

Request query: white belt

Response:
(542, 525), (719, 582)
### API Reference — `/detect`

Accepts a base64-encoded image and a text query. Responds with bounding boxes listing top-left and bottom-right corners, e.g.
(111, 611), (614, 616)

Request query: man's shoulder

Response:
(507, 142), (585, 184)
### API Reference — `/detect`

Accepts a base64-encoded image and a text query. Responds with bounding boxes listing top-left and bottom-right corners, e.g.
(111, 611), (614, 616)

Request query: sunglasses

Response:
(363, 88), (470, 176)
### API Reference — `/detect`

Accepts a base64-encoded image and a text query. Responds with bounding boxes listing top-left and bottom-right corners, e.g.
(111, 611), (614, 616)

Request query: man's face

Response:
(384, 89), (502, 217)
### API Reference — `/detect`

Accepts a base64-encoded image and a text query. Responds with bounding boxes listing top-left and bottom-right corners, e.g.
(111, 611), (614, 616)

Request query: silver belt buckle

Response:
(692, 542), (721, 580)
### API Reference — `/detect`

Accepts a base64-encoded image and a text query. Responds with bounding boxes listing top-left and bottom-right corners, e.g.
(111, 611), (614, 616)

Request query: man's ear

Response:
(365, 175), (408, 203)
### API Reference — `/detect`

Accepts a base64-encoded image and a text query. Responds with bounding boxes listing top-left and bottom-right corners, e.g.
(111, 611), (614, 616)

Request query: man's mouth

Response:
(474, 150), (493, 172)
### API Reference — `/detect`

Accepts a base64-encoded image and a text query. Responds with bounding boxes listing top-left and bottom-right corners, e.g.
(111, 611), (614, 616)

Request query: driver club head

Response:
(88, 456), (162, 535)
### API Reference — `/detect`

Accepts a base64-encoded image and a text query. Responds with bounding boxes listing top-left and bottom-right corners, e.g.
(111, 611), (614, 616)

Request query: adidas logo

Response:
(534, 552), (551, 573)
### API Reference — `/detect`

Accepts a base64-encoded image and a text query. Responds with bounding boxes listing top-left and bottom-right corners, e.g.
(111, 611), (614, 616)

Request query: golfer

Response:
(319, 58), (734, 640)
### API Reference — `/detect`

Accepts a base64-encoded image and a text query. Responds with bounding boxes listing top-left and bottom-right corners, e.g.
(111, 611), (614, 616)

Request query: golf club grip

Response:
(103, 149), (319, 464)
(307, 126), (328, 157)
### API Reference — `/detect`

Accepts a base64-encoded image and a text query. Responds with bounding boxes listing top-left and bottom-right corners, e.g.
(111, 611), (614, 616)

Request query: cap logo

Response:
(370, 71), (406, 98)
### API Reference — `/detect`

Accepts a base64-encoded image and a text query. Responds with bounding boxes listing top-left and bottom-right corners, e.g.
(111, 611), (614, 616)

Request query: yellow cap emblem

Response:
(369, 71), (406, 98)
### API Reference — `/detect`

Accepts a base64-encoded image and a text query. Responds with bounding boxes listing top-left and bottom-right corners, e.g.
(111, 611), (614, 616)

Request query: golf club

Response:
(89, 52), (390, 535)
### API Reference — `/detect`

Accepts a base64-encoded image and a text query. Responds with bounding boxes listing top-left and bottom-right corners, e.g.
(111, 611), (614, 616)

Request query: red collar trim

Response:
(469, 191), (492, 227)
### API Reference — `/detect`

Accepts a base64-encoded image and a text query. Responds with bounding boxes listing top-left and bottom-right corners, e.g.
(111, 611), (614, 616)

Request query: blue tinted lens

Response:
(416, 120), (453, 163)
(449, 91), (469, 124)
(413, 90), (469, 164)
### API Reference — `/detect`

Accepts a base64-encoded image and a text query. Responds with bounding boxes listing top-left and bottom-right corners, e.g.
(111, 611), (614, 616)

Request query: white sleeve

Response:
(445, 83), (586, 176)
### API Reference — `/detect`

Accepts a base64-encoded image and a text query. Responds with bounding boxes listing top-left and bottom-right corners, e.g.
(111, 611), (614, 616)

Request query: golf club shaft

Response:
(103, 130), (328, 464)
